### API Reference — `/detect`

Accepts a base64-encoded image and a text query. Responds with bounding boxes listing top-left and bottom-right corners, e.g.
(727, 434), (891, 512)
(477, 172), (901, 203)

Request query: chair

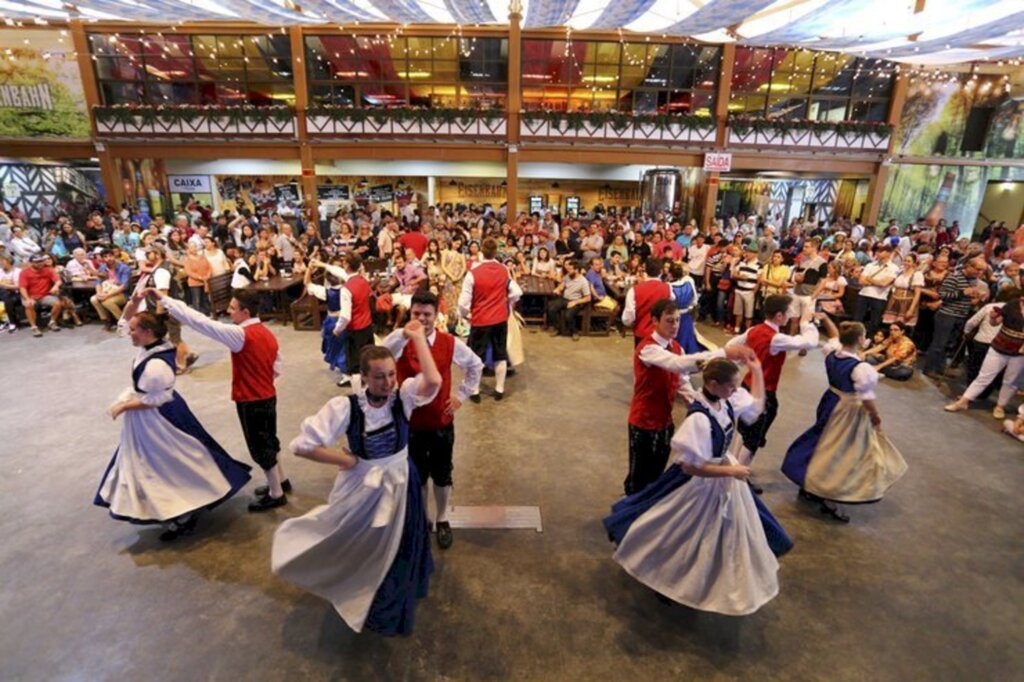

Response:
(208, 273), (233, 315)
(290, 292), (324, 331)
(582, 303), (617, 337)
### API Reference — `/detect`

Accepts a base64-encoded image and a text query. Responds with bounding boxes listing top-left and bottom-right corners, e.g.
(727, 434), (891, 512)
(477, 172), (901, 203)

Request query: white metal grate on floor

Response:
(446, 506), (543, 532)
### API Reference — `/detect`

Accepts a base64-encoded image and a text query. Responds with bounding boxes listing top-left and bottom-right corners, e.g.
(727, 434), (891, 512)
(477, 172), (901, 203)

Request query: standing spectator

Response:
(184, 242), (212, 314)
(275, 224), (299, 269)
(923, 256), (988, 379)
(854, 245), (900, 338)
(882, 254), (925, 333)
(788, 239), (828, 334)
(398, 223), (430, 261)
(814, 261), (848, 319)
(731, 245), (760, 334)
(18, 254), (63, 337)
(686, 233), (708, 291)
(204, 237), (231, 277)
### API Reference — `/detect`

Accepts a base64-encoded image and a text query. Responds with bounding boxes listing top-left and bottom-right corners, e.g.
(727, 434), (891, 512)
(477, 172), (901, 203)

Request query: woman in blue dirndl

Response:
(604, 357), (793, 616)
(95, 294), (251, 542)
(782, 321), (907, 523)
(272, 321), (441, 636)
(305, 261), (347, 373)
(668, 262), (710, 354)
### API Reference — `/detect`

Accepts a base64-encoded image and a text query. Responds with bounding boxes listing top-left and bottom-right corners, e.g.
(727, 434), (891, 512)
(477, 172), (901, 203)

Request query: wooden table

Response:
(245, 274), (305, 323)
(518, 275), (557, 326)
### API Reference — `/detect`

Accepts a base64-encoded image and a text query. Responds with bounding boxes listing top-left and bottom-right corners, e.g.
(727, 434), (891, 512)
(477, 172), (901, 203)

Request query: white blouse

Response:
(672, 388), (763, 467)
(290, 376), (438, 455)
(892, 270), (925, 291)
(132, 342), (176, 407)
(822, 338), (878, 400)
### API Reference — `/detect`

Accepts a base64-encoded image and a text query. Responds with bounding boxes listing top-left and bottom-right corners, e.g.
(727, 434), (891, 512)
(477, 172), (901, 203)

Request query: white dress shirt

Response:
(727, 321), (819, 355)
(381, 328), (484, 402)
(163, 297), (282, 376)
(457, 259), (523, 320)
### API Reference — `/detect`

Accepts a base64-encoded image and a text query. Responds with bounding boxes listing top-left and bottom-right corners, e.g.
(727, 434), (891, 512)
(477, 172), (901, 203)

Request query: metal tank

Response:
(640, 168), (682, 216)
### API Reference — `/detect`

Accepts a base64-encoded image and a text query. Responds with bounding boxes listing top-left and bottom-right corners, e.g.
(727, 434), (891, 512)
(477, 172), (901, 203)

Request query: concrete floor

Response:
(1, 320), (1021, 681)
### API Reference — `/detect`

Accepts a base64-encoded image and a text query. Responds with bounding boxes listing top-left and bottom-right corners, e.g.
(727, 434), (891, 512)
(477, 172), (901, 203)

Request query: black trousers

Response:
(344, 325), (375, 376)
(236, 397), (280, 471)
(408, 424), (455, 487)
(625, 424), (674, 495)
(546, 298), (583, 335)
(924, 313), (965, 374)
(1, 289), (24, 324)
(853, 295), (887, 338)
(738, 390), (778, 458)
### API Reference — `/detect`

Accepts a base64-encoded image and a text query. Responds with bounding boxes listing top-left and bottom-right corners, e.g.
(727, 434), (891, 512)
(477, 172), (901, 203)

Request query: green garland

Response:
(728, 113), (893, 138)
(94, 104), (295, 129)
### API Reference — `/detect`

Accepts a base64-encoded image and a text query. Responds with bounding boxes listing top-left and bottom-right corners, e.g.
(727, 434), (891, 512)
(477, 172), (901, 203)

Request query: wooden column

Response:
(863, 162), (890, 228)
(506, 5), (522, 219)
(289, 27), (317, 209)
(699, 172), (719, 229)
(70, 21), (119, 208)
(715, 44), (736, 148)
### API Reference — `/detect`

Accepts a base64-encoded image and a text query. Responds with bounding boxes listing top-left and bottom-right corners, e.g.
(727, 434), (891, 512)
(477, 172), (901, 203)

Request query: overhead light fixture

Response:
(551, 182), (560, 188)
(500, 180), (507, 187)
(601, 183), (612, 190)
(448, 179), (458, 187)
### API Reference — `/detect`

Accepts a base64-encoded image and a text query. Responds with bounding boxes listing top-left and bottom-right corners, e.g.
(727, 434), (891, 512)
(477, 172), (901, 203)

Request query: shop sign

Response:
(703, 153), (732, 173)
(168, 175), (212, 193)
(318, 185), (351, 200)
(370, 184), (394, 202)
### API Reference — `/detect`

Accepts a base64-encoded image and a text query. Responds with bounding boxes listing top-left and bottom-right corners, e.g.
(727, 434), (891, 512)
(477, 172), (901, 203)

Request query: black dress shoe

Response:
(159, 515), (197, 542)
(436, 521), (453, 549)
(748, 481), (764, 495)
(798, 488), (821, 503)
(819, 501), (850, 523)
(255, 479), (293, 497)
(494, 390), (504, 401)
(159, 527), (181, 542)
(248, 493), (287, 512)
(469, 394), (481, 404)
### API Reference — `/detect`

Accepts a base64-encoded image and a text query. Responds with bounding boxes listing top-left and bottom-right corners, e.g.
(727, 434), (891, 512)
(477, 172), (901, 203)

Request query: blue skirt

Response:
(321, 317), (347, 372)
(781, 390), (839, 488)
(94, 393), (252, 524)
(363, 463), (434, 636)
(604, 464), (794, 557)
(675, 313), (706, 354)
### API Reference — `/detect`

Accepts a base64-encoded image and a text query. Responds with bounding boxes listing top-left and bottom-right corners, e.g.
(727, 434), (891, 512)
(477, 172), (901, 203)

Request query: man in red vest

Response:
(726, 293), (819, 489)
(383, 291), (483, 549)
(156, 288), (288, 512)
(458, 237), (522, 401)
(331, 253), (376, 388)
(624, 298), (753, 494)
(622, 258), (672, 347)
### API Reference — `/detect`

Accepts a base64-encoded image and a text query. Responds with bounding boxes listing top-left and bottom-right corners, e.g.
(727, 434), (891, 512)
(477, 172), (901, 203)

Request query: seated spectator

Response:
(18, 254), (63, 337)
(586, 257), (618, 311)
(531, 247), (558, 280)
(546, 258), (591, 340)
(0, 255), (23, 331)
(865, 322), (917, 381)
(64, 247), (101, 282)
(91, 249), (131, 331)
(389, 251), (427, 329)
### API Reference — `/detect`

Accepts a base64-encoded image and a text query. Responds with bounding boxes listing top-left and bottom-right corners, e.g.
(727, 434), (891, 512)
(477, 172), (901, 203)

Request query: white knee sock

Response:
(434, 485), (452, 523)
(495, 361), (508, 393)
(266, 464), (284, 498)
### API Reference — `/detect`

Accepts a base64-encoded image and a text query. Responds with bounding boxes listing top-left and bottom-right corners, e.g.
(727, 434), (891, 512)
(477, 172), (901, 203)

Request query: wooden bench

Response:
(208, 272), (233, 315)
(582, 304), (618, 336)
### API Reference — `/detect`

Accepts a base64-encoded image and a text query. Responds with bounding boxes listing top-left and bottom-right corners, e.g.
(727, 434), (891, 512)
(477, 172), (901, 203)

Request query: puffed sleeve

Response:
(290, 396), (352, 455)
(671, 413), (714, 467)
(136, 360), (175, 407)
(851, 362), (878, 400)
(398, 375), (440, 417)
(728, 387), (764, 425)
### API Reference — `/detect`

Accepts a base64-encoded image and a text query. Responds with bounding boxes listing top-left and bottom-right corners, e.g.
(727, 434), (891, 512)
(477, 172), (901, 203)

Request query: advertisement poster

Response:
(116, 158), (168, 218)
(0, 29), (89, 138)
(882, 80), (1024, 234)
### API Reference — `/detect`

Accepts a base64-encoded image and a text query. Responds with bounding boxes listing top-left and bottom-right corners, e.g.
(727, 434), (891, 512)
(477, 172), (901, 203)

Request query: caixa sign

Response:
(168, 175), (212, 193)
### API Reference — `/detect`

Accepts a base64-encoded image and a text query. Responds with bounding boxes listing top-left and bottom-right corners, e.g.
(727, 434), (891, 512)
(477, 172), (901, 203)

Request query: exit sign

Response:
(703, 153), (732, 173)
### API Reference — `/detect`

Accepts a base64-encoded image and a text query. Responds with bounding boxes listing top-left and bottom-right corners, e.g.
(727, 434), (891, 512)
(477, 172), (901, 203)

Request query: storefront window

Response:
(730, 47), (894, 121)
(522, 40), (719, 114)
(89, 33), (294, 106)
(305, 36), (507, 108)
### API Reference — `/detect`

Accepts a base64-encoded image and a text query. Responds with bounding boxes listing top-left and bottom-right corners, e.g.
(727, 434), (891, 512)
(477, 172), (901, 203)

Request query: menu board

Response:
(274, 183), (300, 204)
(565, 196), (581, 214)
(528, 195), (544, 215)
(370, 184), (394, 202)
(318, 185), (351, 200)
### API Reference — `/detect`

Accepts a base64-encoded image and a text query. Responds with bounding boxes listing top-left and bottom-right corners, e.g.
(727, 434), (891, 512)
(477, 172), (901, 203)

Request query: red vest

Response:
(345, 275), (372, 331)
(395, 331), (456, 430)
(470, 261), (510, 326)
(628, 335), (682, 430)
(632, 279), (672, 339)
(744, 323), (786, 392)
(231, 323), (278, 402)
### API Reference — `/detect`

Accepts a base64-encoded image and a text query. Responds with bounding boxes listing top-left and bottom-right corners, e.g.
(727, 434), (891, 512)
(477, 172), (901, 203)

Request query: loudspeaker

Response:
(962, 106), (995, 152)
